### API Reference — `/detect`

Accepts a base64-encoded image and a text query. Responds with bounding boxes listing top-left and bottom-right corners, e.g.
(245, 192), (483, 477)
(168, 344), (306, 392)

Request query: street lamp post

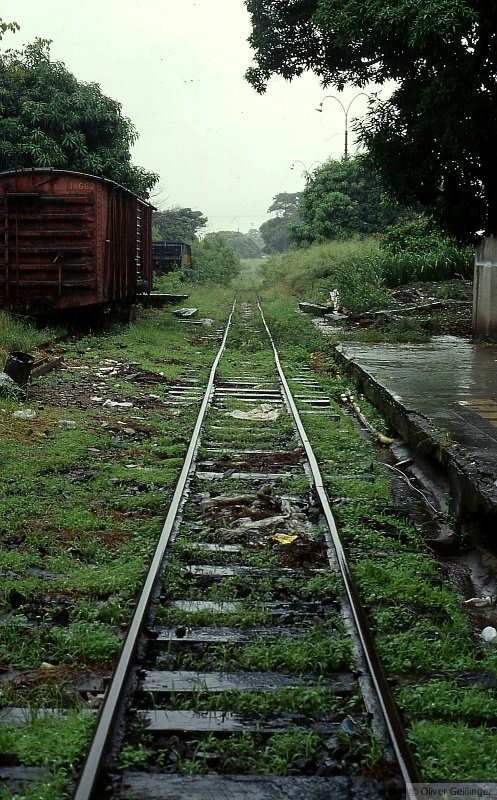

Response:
(290, 160), (321, 180)
(316, 93), (368, 158)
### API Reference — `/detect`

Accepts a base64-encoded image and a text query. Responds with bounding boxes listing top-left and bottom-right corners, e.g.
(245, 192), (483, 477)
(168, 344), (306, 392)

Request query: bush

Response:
(260, 217), (474, 313)
(378, 217), (473, 286)
(261, 238), (387, 311)
(184, 236), (240, 284)
(0, 311), (60, 365)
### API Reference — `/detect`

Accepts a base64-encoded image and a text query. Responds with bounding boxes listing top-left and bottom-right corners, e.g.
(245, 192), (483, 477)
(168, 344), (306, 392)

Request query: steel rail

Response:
(73, 301), (237, 800)
(258, 301), (420, 800)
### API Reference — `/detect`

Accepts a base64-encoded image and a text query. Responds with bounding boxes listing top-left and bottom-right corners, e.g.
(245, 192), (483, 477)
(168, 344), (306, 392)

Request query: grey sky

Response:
(0, 1), (372, 233)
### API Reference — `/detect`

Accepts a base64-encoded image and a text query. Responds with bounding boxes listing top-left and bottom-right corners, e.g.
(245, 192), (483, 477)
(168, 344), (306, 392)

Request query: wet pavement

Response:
(335, 336), (497, 520)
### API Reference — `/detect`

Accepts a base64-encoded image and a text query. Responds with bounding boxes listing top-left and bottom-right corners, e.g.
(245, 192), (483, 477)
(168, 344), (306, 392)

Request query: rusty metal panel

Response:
(0, 171), (99, 312)
(0, 169), (154, 315)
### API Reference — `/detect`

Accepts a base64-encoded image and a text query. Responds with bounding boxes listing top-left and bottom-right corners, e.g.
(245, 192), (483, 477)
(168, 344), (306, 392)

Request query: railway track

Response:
(73, 299), (419, 800)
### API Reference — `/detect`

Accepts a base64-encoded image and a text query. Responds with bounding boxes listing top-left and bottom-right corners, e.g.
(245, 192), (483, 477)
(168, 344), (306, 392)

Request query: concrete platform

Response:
(334, 336), (497, 522)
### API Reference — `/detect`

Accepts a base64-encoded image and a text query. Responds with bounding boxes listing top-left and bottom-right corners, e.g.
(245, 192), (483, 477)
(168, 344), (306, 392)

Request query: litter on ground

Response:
(227, 403), (280, 422)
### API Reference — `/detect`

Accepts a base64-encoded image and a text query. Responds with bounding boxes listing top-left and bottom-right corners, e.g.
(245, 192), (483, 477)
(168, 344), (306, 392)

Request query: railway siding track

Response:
(73, 300), (417, 800)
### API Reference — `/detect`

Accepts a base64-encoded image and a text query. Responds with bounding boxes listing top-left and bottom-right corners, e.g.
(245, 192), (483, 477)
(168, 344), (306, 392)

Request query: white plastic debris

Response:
(13, 409), (37, 419)
(96, 370), (118, 378)
(462, 596), (494, 608)
(329, 288), (341, 310)
(227, 404), (280, 422)
(102, 400), (133, 409)
(481, 626), (497, 644)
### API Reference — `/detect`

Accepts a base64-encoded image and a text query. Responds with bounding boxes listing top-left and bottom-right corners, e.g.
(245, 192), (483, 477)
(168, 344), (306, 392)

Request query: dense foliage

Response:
(185, 235), (240, 284)
(0, 36), (157, 198)
(260, 191), (300, 252)
(245, 1), (497, 240)
(205, 230), (263, 258)
(260, 217), (292, 253)
(289, 156), (402, 244)
(377, 217), (474, 286)
(153, 208), (208, 242)
(261, 219), (473, 311)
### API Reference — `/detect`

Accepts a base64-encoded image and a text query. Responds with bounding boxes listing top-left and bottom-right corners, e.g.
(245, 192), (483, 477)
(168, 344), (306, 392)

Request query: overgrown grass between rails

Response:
(165, 625), (353, 673)
(154, 604), (273, 628)
(161, 559), (341, 604)
(255, 290), (497, 781)
(121, 727), (383, 776)
(161, 687), (362, 716)
(172, 538), (286, 568)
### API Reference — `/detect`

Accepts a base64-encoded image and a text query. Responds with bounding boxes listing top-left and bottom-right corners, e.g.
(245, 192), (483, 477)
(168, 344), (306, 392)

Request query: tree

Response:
(260, 191), (301, 252)
(153, 208), (207, 242)
(0, 19), (19, 40)
(0, 37), (157, 198)
(260, 217), (292, 253)
(246, 227), (264, 251)
(289, 156), (402, 244)
(268, 192), (301, 217)
(205, 231), (262, 258)
(185, 236), (240, 284)
(245, 1), (497, 240)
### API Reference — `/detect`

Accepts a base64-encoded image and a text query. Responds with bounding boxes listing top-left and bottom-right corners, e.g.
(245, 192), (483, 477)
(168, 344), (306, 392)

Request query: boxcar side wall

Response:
(0, 169), (153, 315)
(0, 171), (101, 313)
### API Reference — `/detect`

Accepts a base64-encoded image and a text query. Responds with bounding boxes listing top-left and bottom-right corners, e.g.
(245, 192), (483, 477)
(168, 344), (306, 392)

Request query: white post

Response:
(473, 235), (497, 338)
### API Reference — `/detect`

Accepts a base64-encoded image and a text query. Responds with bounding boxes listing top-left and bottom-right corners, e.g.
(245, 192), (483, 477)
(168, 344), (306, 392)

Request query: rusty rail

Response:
(72, 302), (236, 800)
(72, 298), (419, 800)
(258, 300), (420, 800)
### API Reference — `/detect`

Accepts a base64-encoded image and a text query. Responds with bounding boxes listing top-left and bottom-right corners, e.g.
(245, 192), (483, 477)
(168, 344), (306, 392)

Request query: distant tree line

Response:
(152, 208), (207, 242)
(205, 230), (262, 259)
(259, 156), (405, 253)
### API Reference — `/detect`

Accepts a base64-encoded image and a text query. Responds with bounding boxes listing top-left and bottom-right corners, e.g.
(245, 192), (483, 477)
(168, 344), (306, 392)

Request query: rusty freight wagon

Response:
(0, 169), (154, 316)
(152, 240), (192, 274)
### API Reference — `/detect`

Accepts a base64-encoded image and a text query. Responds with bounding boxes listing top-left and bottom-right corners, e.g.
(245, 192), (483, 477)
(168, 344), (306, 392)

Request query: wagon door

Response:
(103, 190), (152, 305)
(0, 186), (97, 313)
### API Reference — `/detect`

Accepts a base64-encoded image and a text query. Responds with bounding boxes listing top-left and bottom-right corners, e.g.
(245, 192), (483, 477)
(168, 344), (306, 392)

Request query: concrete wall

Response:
(473, 235), (497, 338)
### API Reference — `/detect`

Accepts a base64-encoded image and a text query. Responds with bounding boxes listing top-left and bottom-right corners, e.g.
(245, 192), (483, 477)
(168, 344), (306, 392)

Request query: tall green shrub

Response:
(185, 236), (240, 285)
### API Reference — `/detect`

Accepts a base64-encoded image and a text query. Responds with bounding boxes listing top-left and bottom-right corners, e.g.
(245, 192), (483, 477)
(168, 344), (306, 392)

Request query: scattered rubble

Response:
(198, 484), (325, 565)
(12, 409), (37, 420)
(173, 307), (198, 319)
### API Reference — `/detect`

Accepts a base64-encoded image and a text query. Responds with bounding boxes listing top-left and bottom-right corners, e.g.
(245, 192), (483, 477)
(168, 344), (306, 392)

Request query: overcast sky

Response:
(0, 1), (375, 233)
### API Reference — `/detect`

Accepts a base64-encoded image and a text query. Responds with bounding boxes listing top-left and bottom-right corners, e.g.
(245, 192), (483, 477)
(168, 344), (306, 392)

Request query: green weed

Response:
(408, 721), (497, 781)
